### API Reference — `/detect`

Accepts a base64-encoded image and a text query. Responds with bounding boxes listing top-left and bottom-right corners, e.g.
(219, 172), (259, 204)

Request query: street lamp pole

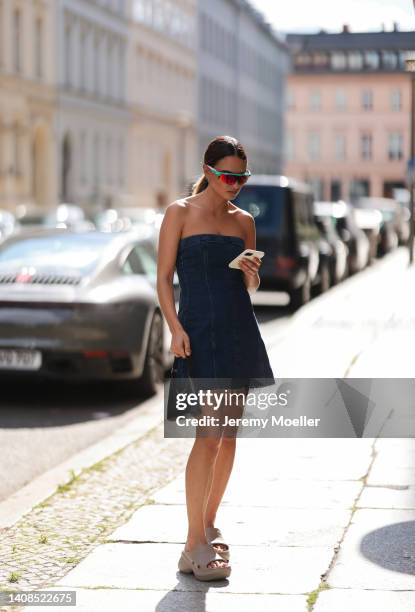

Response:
(405, 53), (415, 265)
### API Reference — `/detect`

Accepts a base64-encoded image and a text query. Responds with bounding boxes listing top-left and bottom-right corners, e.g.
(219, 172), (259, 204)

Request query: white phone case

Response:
(228, 248), (265, 269)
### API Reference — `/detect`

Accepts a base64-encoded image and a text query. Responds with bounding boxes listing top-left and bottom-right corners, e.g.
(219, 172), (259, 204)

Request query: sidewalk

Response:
(1, 247), (413, 611)
(13, 436), (415, 611)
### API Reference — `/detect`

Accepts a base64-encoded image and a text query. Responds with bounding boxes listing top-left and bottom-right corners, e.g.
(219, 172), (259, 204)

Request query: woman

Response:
(157, 135), (275, 581)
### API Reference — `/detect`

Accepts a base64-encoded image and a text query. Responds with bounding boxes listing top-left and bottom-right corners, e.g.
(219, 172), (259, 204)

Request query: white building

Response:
(0, 0), (57, 209)
(56, 0), (131, 213)
(130, 0), (198, 207)
(198, 0), (290, 174)
(0, 0), (289, 215)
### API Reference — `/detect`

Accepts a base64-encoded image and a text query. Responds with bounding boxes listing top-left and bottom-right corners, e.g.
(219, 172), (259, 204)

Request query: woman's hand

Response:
(239, 255), (261, 277)
(170, 326), (192, 358)
(239, 255), (262, 293)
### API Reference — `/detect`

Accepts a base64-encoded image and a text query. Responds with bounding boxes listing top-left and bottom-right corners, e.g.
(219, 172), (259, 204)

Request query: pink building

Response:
(284, 25), (414, 202)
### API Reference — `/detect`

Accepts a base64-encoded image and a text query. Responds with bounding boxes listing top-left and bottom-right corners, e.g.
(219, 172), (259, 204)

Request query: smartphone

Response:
(228, 249), (265, 269)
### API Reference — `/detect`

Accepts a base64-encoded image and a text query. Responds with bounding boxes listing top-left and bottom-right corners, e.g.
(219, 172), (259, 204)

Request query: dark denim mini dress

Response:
(170, 233), (275, 390)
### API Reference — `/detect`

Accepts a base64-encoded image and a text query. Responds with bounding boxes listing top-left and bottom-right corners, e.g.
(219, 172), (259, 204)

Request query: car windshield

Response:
(234, 185), (286, 235)
(0, 233), (115, 275)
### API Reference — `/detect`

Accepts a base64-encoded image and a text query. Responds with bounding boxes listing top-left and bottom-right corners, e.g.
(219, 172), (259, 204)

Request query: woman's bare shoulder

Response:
(228, 201), (253, 220)
(165, 196), (197, 213)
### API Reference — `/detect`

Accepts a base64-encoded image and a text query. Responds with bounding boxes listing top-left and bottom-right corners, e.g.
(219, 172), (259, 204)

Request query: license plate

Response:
(0, 349), (42, 370)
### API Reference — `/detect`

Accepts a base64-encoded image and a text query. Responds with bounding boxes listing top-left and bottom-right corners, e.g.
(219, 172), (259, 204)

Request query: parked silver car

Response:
(0, 228), (172, 395)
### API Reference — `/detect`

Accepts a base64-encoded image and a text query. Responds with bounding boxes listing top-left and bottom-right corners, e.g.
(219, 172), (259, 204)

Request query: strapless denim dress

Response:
(170, 233), (275, 390)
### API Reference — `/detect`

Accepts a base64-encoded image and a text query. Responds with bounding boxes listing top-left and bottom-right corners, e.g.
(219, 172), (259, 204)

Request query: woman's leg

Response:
(204, 386), (248, 530)
(184, 400), (229, 568)
(204, 437), (236, 529)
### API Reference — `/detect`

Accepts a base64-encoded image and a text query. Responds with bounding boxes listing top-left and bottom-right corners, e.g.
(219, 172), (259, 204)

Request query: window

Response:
(134, 243), (157, 278)
(153, 0), (165, 31)
(307, 132), (320, 161)
(335, 88), (347, 110)
(309, 90), (321, 111)
(382, 51), (398, 70)
(390, 89), (402, 111)
(107, 39), (113, 98)
(13, 125), (21, 174)
(334, 134), (346, 160)
(93, 32), (99, 94)
(360, 133), (372, 160)
(118, 137), (124, 186)
(0, 233), (115, 276)
(349, 179), (370, 200)
(121, 244), (156, 277)
(13, 9), (21, 72)
(35, 17), (43, 79)
(348, 51), (363, 70)
(364, 51), (379, 70)
(93, 134), (99, 186)
(330, 179), (342, 200)
(361, 89), (373, 110)
(80, 132), (86, 184)
(234, 185), (288, 239)
(65, 24), (72, 86)
(80, 29), (87, 90)
(295, 53), (312, 67)
(331, 52), (346, 70)
(122, 247), (144, 275)
(312, 52), (329, 68)
(106, 136), (112, 184)
(388, 133), (403, 160)
(308, 177), (324, 200)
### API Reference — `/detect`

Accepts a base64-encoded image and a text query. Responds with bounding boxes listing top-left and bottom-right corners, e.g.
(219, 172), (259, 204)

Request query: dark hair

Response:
(192, 135), (247, 195)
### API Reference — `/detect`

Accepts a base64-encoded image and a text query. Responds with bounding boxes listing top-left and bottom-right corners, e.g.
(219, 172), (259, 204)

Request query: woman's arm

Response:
(156, 203), (191, 358)
(157, 203), (184, 334)
(239, 214), (261, 294)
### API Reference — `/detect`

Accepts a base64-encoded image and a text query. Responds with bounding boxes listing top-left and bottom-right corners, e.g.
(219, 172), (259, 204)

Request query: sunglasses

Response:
(206, 165), (251, 186)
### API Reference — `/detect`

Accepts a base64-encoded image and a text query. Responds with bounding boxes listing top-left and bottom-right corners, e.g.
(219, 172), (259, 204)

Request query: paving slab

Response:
(152, 477), (361, 509)
(314, 588), (415, 612)
(358, 485), (415, 509)
(366, 464), (415, 486)
(109, 502), (351, 547)
(327, 508), (415, 589)
(17, 586), (308, 612)
(53, 541), (333, 595)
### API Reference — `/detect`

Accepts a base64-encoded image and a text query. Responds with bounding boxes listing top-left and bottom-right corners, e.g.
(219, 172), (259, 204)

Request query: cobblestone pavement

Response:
(0, 422), (192, 611)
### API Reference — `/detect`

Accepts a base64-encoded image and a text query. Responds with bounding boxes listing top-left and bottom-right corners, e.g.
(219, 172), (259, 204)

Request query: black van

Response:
(234, 175), (324, 310)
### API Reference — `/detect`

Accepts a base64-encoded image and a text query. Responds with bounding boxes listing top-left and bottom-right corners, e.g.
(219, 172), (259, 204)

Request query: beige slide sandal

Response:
(178, 542), (231, 581)
(205, 526), (230, 560)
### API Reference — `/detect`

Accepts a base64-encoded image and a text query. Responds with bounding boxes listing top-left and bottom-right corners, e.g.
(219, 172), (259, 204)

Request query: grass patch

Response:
(307, 581), (330, 609)
(8, 572), (21, 583)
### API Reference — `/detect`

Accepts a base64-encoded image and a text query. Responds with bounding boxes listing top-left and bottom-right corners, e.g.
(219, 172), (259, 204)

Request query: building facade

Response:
(1, 0), (292, 215)
(56, 0), (131, 214)
(129, 0), (197, 207)
(197, 0), (290, 175)
(284, 25), (415, 202)
(0, 0), (57, 210)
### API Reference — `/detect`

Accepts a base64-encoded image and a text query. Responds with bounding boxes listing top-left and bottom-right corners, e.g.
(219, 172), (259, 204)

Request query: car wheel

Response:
(314, 262), (330, 295)
(343, 257), (350, 279)
(129, 310), (164, 397)
(330, 260), (338, 286)
(289, 276), (311, 311)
